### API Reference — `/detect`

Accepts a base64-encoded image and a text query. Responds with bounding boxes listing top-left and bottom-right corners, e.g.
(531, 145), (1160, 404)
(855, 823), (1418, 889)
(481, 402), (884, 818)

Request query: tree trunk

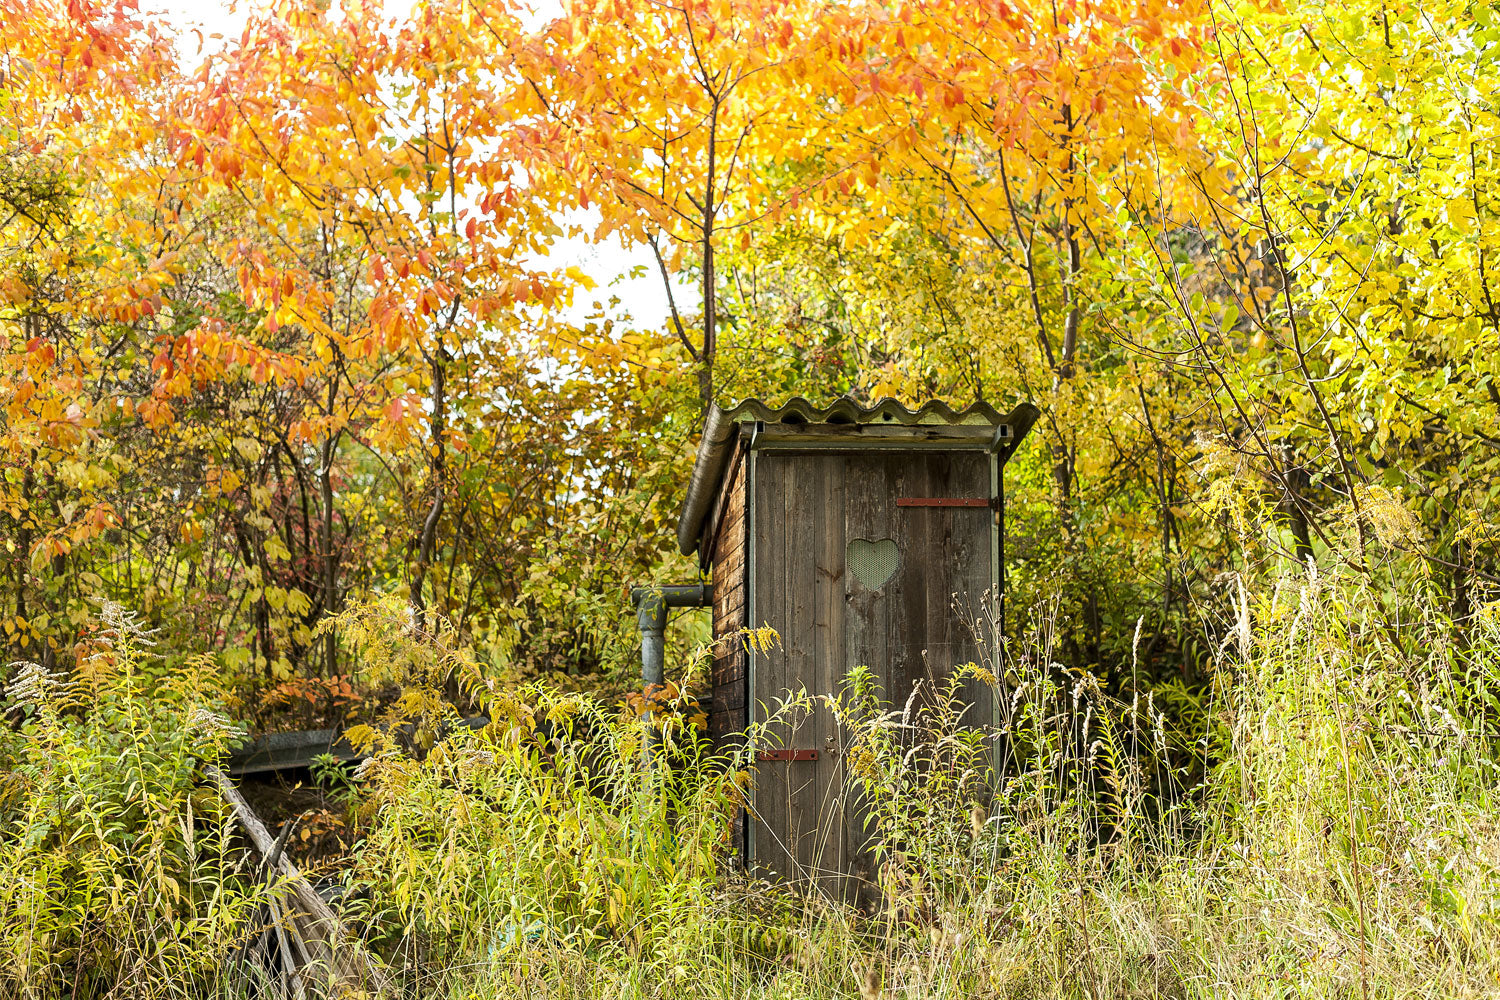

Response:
(410, 344), (449, 622)
(320, 436), (338, 675)
(699, 232), (715, 407)
(697, 98), (720, 410)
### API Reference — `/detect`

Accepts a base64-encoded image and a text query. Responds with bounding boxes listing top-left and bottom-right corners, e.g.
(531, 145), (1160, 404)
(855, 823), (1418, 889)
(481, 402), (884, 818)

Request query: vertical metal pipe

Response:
(630, 585), (711, 766)
(629, 585), (712, 693)
(636, 591), (668, 689)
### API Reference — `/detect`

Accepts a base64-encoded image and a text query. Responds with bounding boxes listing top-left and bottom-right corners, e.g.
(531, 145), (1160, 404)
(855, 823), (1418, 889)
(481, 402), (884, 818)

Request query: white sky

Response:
(148, 0), (693, 330)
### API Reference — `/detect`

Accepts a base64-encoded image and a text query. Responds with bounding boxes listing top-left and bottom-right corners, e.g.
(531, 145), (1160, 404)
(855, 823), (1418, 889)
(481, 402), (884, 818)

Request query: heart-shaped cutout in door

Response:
(847, 537), (900, 591)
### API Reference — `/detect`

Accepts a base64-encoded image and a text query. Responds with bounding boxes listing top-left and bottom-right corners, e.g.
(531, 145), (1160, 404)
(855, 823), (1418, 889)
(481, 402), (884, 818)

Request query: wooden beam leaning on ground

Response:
(207, 764), (390, 996)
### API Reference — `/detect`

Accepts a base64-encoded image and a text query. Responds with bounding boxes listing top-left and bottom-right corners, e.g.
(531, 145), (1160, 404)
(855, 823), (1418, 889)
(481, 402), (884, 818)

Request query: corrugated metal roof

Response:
(713, 396), (1004, 427)
(676, 396), (1039, 559)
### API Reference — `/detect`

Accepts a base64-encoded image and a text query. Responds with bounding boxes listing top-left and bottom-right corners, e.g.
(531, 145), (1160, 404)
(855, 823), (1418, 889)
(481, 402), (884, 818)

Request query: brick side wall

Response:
(708, 447), (748, 742)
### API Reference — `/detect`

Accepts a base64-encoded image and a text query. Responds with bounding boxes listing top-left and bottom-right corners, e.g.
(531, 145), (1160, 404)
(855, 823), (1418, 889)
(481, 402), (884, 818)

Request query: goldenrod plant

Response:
(130, 574), (1490, 999)
(0, 604), (264, 999)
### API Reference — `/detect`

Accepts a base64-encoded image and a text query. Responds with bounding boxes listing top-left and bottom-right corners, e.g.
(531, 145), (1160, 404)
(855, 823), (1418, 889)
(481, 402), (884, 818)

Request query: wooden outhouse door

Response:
(749, 448), (993, 900)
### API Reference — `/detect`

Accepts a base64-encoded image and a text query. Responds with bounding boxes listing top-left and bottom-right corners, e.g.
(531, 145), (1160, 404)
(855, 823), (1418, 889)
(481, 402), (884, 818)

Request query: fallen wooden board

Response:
(208, 764), (390, 996)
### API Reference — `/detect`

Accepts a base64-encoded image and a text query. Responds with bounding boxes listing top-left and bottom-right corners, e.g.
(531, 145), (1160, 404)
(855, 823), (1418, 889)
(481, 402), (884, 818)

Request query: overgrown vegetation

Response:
(5, 0), (1500, 996)
(374, 573), (1500, 998)
(5, 576), (1497, 998)
(0, 605), (262, 998)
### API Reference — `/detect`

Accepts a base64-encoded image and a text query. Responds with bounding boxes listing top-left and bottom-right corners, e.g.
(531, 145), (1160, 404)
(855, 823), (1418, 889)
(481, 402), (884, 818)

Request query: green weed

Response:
(0, 603), (264, 999)
(4, 576), (1499, 998)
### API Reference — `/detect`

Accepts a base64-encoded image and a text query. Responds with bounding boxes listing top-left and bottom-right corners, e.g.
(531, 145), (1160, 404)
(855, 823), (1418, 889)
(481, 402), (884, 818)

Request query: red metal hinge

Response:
(757, 749), (820, 762)
(896, 497), (991, 508)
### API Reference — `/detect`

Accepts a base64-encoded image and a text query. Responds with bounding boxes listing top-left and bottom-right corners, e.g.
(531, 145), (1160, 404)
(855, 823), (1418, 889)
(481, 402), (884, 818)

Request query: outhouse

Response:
(674, 397), (1038, 894)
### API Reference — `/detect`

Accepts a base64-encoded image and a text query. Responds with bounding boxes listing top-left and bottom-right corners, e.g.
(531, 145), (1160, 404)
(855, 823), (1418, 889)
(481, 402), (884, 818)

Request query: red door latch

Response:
(757, 749), (820, 762)
(895, 497), (991, 508)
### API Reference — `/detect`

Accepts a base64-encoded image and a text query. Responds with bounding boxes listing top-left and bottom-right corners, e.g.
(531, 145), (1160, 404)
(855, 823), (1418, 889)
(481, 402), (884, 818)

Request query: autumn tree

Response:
(515, 0), (843, 408)
(1151, 0), (1500, 610)
(9, 0), (1498, 700)
(0, 0), (180, 668)
(700, 0), (1235, 658)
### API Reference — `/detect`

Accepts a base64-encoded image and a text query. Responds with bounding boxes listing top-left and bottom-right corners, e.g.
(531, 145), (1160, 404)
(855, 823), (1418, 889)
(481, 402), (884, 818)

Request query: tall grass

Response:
(342, 571), (1500, 998)
(3, 574), (1498, 998)
(0, 604), (263, 999)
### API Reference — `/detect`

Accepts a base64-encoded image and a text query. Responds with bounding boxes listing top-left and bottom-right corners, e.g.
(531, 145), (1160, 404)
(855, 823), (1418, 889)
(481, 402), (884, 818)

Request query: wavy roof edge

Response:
(717, 396), (1004, 426)
(676, 396), (1039, 559)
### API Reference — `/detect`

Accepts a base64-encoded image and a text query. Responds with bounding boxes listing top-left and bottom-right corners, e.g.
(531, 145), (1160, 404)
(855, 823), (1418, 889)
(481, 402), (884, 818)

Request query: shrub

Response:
(347, 572), (1500, 998)
(7, 574), (1500, 999)
(0, 604), (261, 1000)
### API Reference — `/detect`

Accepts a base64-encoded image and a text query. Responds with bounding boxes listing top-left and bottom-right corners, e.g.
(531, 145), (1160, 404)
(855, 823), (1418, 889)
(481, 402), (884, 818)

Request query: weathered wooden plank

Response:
(208, 765), (388, 994)
(713, 575), (745, 608)
(784, 452), (819, 885)
(924, 452), (957, 703)
(705, 442), (748, 558)
(713, 681), (746, 709)
(809, 453), (847, 898)
(712, 650), (746, 679)
(896, 454), (931, 706)
(716, 544), (746, 579)
(711, 450), (749, 743)
(953, 452), (994, 732)
(751, 453), (794, 879)
(711, 678), (744, 707)
(935, 448), (956, 650)
(842, 452), (900, 905)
